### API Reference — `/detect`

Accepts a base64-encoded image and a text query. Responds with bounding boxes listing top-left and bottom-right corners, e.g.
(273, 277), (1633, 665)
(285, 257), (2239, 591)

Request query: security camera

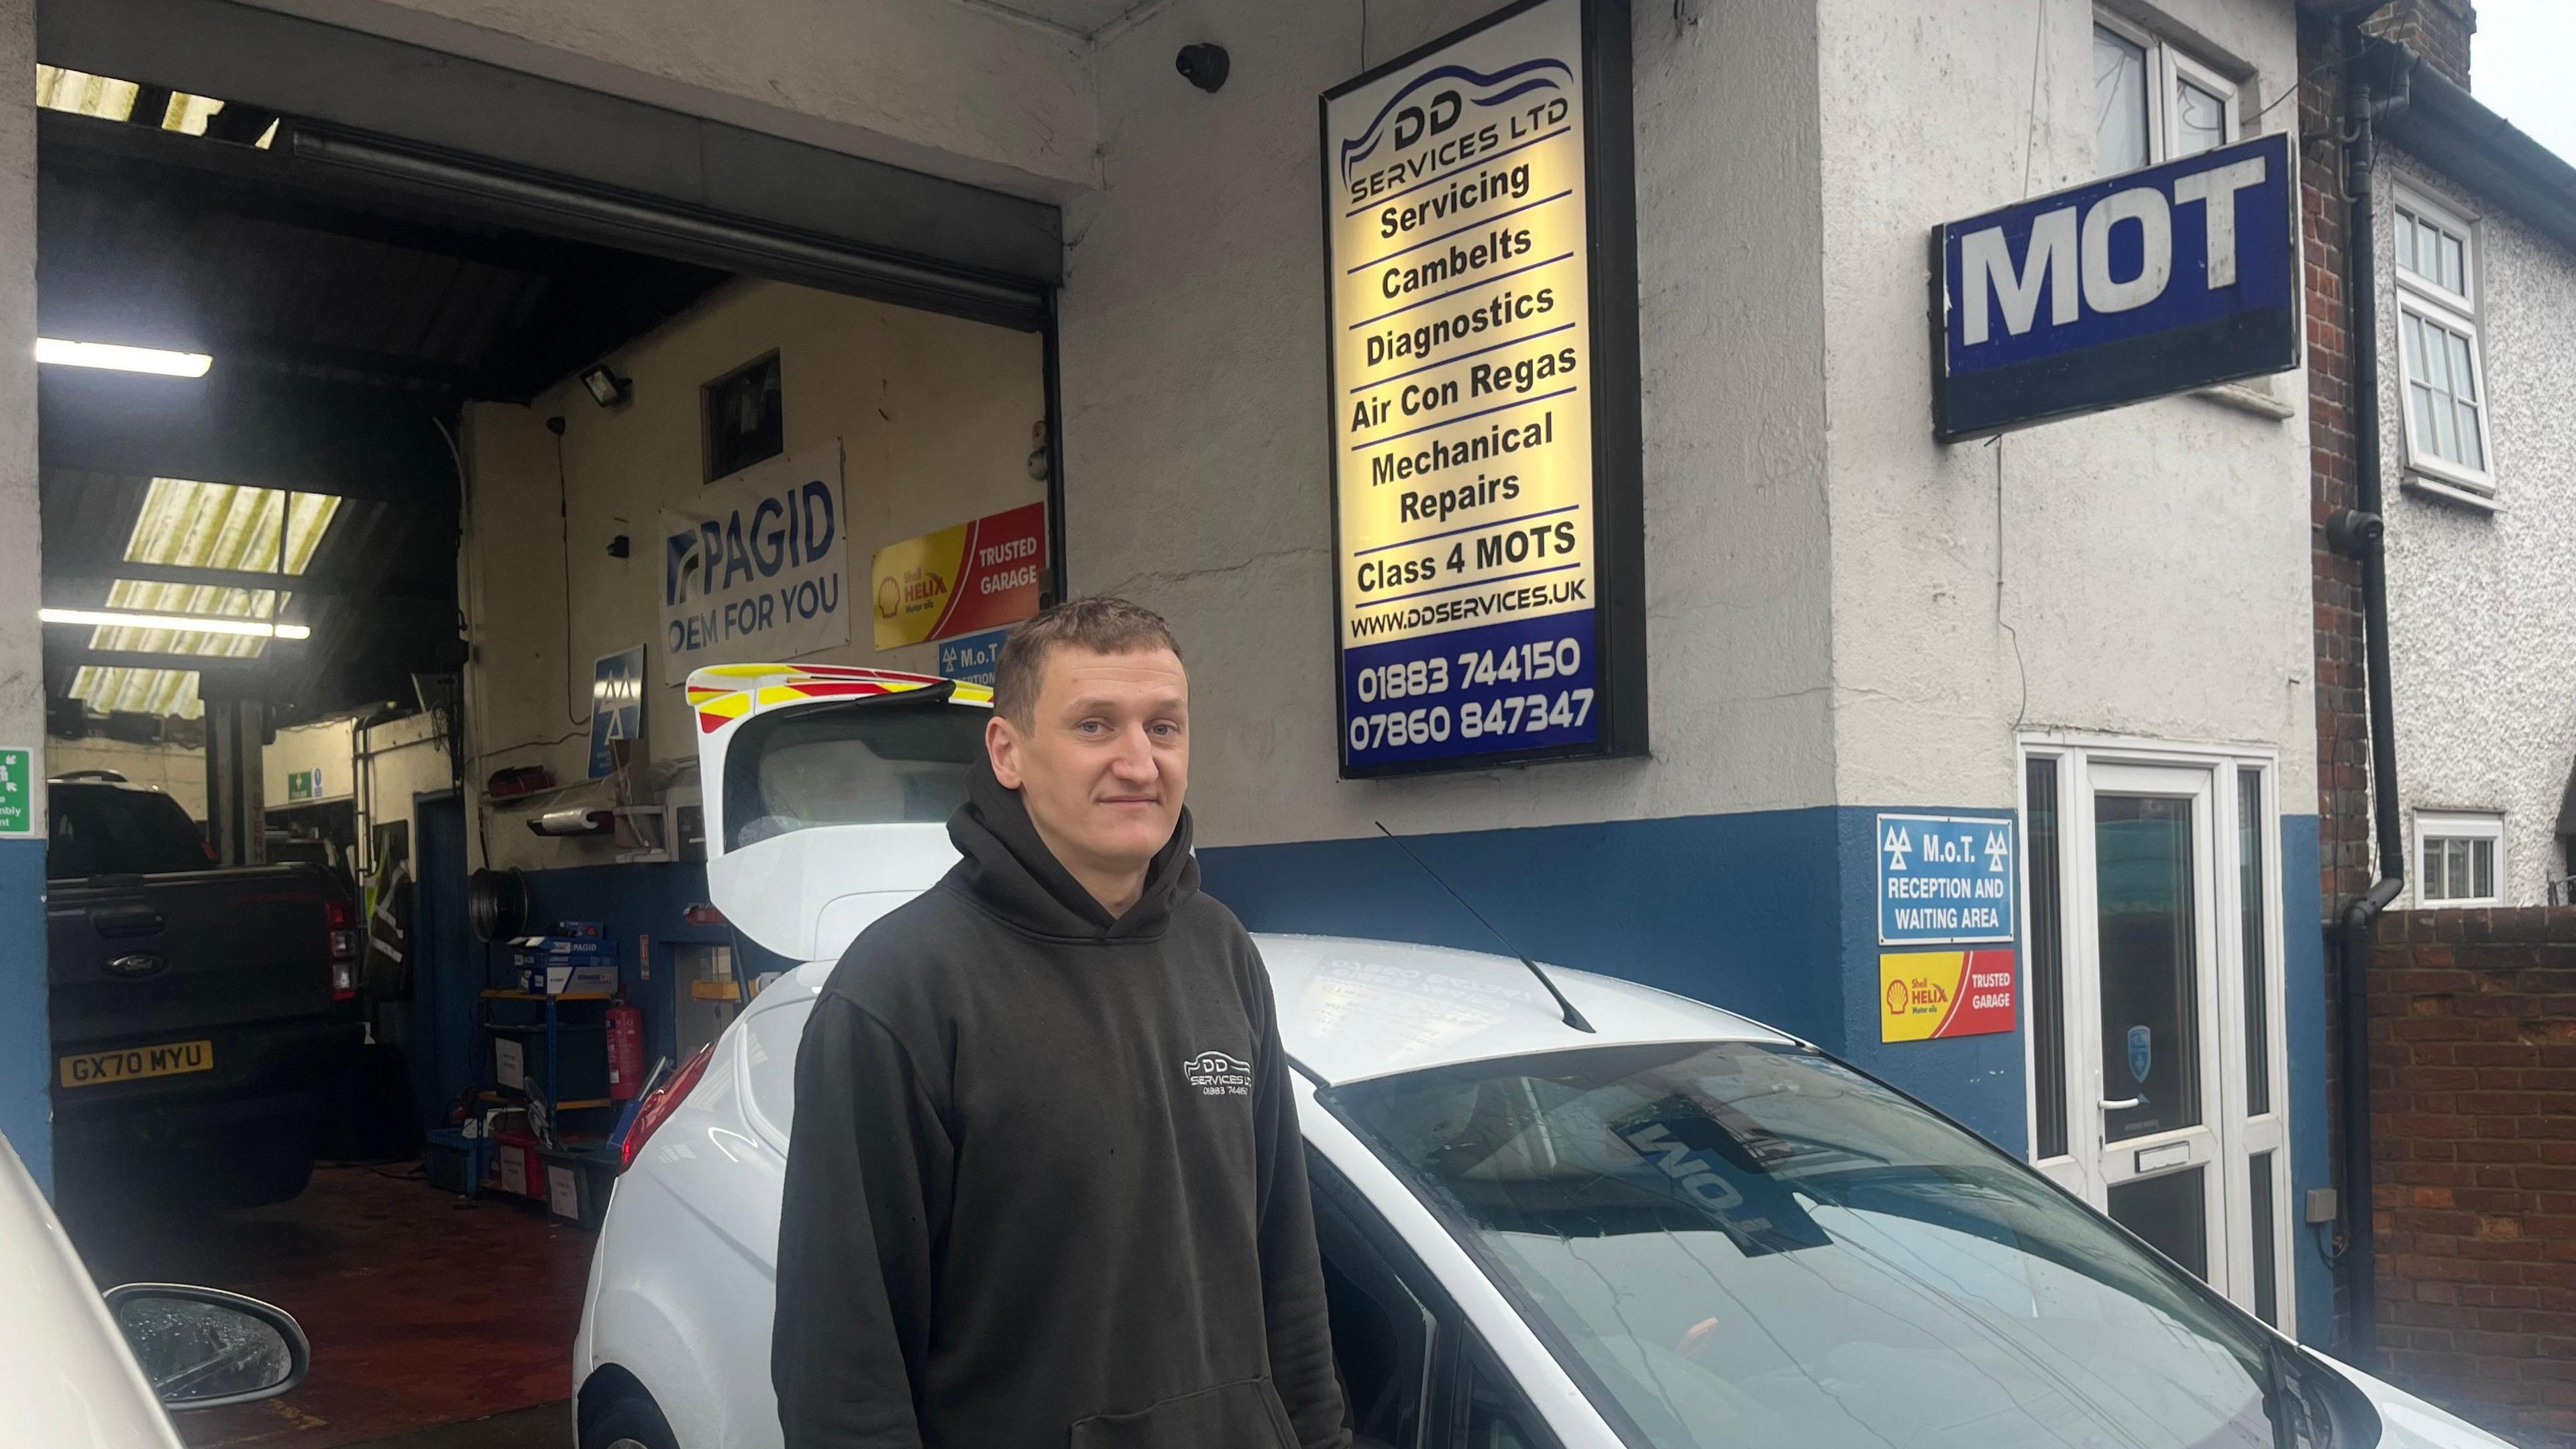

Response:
(1176, 43), (1230, 93)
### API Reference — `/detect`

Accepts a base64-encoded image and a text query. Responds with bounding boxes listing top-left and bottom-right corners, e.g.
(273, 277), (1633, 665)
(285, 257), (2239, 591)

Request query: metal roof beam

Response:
(42, 567), (447, 603)
(39, 367), (456, 504)
(44, 644), (288, 676)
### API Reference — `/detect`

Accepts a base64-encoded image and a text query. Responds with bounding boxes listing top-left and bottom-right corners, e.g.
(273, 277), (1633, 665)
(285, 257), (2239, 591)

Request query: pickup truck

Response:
(46, 772), (363, 1210)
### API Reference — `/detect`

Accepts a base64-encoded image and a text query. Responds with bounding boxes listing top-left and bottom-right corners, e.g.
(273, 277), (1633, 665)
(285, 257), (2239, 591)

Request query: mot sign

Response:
(1321, 0), (1646, 777)
(1933, 131), (2297, 440)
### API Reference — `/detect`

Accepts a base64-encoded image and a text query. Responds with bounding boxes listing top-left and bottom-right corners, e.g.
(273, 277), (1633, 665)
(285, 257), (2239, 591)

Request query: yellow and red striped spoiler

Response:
(684, 663), (994, 735)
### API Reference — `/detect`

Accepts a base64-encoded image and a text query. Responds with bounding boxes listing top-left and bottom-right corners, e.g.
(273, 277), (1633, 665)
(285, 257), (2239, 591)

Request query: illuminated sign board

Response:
(1933, 132), (2298, 439)
(1321, 0), (1645, 777)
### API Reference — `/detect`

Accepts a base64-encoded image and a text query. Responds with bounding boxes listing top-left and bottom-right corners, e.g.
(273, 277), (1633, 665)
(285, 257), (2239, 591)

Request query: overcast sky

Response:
(2472, 0), (2576, 165)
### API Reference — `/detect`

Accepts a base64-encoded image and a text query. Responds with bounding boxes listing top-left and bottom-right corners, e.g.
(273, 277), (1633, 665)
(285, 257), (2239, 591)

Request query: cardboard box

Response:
(519, 963), (618, 996)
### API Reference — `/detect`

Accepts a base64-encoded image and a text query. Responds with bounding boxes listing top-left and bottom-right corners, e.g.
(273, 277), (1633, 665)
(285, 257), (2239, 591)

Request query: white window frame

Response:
(2414, 808), (2506, 907)
(2391, 187), (2496, 496)
(2094, 11), (2244, 174)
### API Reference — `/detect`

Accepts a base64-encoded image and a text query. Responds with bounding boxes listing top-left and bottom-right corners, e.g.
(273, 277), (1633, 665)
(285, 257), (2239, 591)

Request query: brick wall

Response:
(2371, 906), (2576, 1448)
(2364, 0), (2476, 89)
(2304, 11), (2368, 926)
(2302, 7), (2367, 1346)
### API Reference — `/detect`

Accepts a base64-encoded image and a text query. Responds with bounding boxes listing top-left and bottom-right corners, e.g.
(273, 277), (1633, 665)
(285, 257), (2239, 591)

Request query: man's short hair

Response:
(991, 596), (1183, 726)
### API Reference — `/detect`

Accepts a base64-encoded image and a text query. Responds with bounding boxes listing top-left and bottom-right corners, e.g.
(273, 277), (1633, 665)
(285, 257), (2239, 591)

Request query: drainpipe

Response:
(2326, 24), (2414, 1371)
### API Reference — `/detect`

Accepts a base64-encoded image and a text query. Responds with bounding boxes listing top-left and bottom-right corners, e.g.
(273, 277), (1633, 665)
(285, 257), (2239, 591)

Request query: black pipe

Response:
(2332, 23), (2414, 1372)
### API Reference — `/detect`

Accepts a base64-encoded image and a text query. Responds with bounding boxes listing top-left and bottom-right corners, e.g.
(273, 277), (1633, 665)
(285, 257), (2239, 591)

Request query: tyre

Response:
(209, 1123), (318, 1208)
(582, 1393), (681, 1449)
(213, 1146), (314, 1208)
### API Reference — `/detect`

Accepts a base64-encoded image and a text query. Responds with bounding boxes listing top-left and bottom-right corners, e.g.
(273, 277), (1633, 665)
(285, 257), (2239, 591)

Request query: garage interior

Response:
(34, 3), (1061, 1443)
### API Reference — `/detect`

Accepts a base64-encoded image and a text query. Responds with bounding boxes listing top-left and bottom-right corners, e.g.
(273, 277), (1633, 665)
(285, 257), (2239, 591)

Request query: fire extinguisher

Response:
(607, 994), (647, 1101)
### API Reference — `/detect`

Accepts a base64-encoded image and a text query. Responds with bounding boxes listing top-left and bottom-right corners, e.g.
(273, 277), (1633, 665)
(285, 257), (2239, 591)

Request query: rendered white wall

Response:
(232, 0), (1099, 199)
(48, 738), (205, 821)
(2377, 153), (2576, 906)
(1061, 0), (1835, 849)
(0, 0), (37, 831)
(459, 276), (1043, 871)
(1813, 0), (2315, 813)
(267, 717), (354, 805)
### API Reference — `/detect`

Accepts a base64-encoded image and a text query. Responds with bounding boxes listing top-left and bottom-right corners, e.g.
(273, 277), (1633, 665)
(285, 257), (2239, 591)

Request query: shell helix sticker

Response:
(1880, 948), (2017, 1042)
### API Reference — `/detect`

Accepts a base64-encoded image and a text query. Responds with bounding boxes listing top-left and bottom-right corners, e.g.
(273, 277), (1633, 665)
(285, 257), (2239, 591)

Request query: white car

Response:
(576, 667), (2516, 1449)
(0, 1131), (311, 1446)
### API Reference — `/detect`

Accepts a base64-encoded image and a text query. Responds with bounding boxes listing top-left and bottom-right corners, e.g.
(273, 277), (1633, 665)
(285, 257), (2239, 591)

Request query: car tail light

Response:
(325, 898), (360, 1002)
(621, 1044), (715, 1172)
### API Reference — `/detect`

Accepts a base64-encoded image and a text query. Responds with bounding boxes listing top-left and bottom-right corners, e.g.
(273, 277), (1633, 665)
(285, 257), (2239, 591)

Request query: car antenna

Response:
(1373, 822), (1594, 1033)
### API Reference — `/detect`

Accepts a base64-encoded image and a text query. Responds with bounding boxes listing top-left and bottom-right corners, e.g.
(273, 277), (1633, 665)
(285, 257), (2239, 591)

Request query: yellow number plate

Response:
(59, 1039), (215, 1089)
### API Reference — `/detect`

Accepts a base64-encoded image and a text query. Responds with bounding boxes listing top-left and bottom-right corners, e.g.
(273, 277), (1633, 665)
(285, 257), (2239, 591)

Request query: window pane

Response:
(2424, 839), (2445, 896)
(2096, 794), (2202, 1143)
(2449, 839), (2471, 901)
(2176, 78), (2226, 158)
(2251, 1150), (2279, 1326)
(2459, 402), (2486, 472)
(1326, 1040), (2286, 1449)
(2029, 759), (2069, 1160)
(2474, 839), (2495, 900)
(2412, 384), (2441, 455)
(2428, 328), (2461, 461)
(2449, 331), (2479, 402)
(2443, 233), (2465, 294)
(2239, 769), (2269, 1118)
(2095, 27), (2150, 176)
(2108, 1167), (2211, 1281)
(2404, 313), (2426, 378)
(2396, 211), (2418, 274)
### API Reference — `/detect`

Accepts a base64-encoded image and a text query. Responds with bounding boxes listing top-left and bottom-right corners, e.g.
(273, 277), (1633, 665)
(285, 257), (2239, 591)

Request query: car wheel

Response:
(582, 1393), (681, 1449)
(211, 1134), (316, 1209)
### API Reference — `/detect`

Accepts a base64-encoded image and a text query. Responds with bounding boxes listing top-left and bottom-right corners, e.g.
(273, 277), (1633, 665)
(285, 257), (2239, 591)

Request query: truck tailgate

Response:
(48, 865), (337, 1049)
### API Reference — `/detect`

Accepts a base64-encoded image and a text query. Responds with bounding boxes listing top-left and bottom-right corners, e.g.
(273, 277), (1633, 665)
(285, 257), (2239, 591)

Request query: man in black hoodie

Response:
(773, 597), (1349, 1449)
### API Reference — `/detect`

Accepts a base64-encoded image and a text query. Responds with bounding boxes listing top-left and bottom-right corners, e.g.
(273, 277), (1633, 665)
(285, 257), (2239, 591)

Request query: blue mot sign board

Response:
(1933, 131), (2297, 440)
(1877, 813), (2017, 947)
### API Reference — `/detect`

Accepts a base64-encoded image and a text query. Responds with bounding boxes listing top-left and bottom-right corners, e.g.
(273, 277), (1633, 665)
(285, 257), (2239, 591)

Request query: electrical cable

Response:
(433, 413), (496, 866)
(552, 423), (589, 727)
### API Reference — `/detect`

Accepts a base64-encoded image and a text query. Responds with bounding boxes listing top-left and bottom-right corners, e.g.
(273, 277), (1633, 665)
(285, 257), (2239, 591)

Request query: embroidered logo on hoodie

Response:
(1182, 1051), (1253, 1097)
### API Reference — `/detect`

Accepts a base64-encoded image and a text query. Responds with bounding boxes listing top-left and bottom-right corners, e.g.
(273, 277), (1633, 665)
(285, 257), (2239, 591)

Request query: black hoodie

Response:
(772, 759), (1350, 1449)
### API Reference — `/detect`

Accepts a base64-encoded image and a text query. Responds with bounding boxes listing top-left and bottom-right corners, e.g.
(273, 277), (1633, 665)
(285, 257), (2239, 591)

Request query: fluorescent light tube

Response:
(35, 338), (213, 378)
(40, 607), (308, 639)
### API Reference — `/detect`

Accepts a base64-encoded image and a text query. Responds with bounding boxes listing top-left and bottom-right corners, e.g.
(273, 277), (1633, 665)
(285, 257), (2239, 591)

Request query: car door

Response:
(1307, 1149), (1568, 1449)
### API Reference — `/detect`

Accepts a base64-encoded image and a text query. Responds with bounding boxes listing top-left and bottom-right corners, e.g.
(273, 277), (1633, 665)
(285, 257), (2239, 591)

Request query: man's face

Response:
(987, 645), (1190, 879)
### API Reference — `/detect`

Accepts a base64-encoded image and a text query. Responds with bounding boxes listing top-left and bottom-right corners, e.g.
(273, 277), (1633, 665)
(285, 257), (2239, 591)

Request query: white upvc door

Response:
(2021, 740), (2294, 1332)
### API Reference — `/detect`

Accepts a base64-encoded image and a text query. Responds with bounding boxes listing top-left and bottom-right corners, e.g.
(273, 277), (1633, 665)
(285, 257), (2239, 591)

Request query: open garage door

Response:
(32, 10), (1065, 1447)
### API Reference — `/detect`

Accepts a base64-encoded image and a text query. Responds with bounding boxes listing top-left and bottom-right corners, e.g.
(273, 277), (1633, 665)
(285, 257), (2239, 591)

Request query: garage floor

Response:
(66, 1161), (592, 1448)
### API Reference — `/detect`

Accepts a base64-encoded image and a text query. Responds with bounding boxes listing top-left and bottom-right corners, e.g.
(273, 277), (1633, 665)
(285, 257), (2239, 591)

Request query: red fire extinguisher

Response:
(606, 994), (647, 1101)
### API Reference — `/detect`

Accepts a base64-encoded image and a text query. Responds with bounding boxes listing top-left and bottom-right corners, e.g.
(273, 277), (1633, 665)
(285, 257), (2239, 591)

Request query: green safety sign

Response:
(0, 748), (29, 835)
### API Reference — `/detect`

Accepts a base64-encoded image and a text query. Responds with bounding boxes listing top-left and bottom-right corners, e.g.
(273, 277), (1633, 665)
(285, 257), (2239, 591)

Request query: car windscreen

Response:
(1321, 1041), (2318, 1449)
(721, 695), (987, 852)
(47, 785), (209, 878)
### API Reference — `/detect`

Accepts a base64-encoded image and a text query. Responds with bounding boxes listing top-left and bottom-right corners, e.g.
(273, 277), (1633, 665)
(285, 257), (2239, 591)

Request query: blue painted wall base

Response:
(1, 839), (46, 1192)
(1205, 806), (2336, 1348)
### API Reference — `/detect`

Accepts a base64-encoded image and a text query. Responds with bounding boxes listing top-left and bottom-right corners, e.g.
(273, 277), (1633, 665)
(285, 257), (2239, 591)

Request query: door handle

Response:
(91, 906), (166, 938)
(2101, 1096), (2145, 1111)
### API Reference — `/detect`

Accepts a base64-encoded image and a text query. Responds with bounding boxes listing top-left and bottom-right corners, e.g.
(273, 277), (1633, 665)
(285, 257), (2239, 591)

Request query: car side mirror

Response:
(104, 1283), (310, 1411)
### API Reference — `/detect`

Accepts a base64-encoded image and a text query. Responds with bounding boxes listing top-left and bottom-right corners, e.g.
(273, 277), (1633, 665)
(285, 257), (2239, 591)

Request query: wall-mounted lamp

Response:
(579, 365), (633, 409)
(1176, 43), (1230, 93)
